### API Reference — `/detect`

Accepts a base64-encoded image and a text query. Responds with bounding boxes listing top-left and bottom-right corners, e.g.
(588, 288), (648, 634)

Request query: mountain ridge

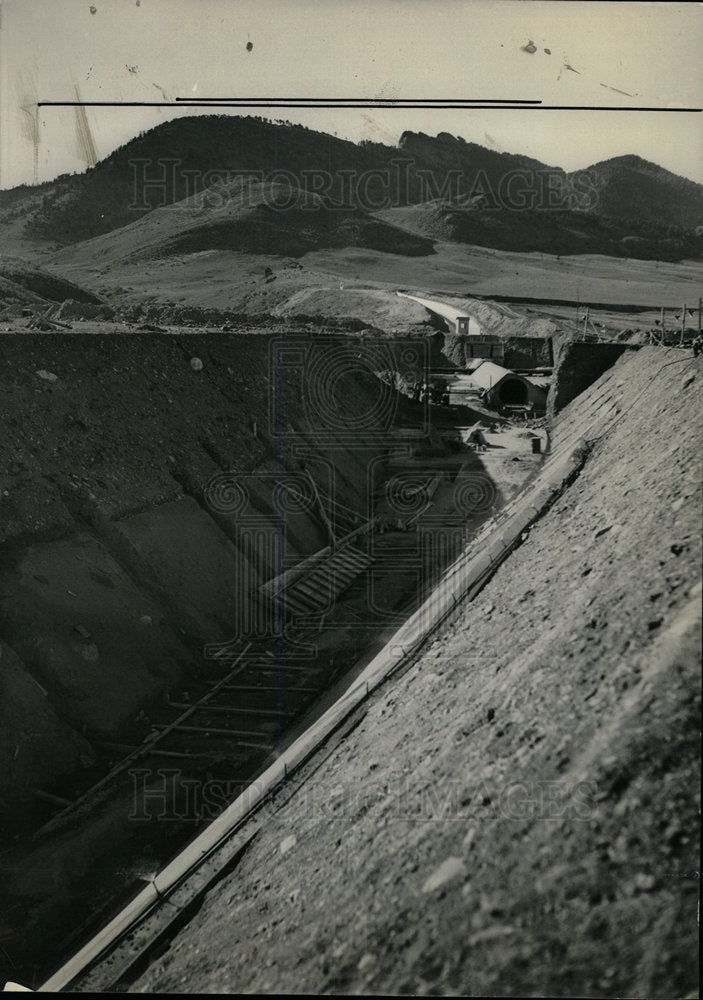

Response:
(1, 116), (701, 260)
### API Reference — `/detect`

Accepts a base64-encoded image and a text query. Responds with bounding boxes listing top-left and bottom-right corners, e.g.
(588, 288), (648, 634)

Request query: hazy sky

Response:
(1, 0), (702, 189)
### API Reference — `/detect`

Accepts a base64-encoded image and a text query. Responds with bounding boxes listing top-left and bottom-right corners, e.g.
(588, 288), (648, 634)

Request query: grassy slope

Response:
(44, 237), (703, 341)
(47, 180), (434, 269)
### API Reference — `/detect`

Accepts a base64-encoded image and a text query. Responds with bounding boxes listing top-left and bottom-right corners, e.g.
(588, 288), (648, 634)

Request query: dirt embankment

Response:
(548, 339), (639, 417)
(0, 331), (412, 840)
(132, 347), (701, 998)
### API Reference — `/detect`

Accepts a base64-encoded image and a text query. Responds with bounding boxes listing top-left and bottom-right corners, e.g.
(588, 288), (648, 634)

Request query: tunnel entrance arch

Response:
(496, 377), (528, 406)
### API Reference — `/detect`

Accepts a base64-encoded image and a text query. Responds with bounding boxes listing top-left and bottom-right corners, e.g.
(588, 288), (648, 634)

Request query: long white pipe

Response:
(40, 438), (588, 992)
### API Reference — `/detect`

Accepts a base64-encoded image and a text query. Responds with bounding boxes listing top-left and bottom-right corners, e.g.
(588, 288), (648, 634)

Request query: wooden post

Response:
(680, 304), (686, 345)
(32, 788), (74, 808)
(583, 306), (589, 341)
(306, 470), (336, 549)
(660, 306), (665, 345)
(698, 297), (702, 335)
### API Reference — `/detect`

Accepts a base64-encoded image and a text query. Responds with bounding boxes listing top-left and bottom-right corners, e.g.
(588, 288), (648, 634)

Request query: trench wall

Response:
(548, 338), (637, 417)
(0, 331), (407, 835)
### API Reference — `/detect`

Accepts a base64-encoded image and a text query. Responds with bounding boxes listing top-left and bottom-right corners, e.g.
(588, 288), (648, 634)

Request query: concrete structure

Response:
(399, 293), (482, 336)
(398, 292), (504, 362)
(468, 360), (548, 414)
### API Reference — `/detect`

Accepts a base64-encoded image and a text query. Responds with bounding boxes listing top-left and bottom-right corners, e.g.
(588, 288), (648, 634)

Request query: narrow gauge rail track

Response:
(34, 517), (380, 841)
(34, 639), (344, 840)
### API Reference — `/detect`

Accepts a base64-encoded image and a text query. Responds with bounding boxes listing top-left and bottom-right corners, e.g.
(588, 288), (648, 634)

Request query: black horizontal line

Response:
(37, 101), (702, 112)
(37, 100), (534, 108)
(174, 97), (544, 104)
(534, 105), (702, 112)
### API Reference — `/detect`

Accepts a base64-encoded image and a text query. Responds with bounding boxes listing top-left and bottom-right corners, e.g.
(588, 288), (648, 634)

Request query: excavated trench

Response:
(0, 329), (546, 985)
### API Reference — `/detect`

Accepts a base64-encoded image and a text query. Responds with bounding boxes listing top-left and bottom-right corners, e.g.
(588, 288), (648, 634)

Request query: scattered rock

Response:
(357, 953), (376, 972)
(628, 872), (657, 893)
(463, 827), (477, 850)
(279, 834), (297, 856)
(422, 856), (467, 893)
(77, 642), (99, 662)
(468, 925), (516, 947)
(190, 357), (204, 371)
(36, 370), (58, 382)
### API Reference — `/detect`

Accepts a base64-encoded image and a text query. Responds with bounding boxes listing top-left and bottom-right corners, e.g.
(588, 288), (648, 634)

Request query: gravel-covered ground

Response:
(131, 346), (701, 997)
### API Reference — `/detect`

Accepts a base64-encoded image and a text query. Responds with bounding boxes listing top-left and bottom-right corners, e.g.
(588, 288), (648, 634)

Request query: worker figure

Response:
(692, 333), (703, 357)
(468, 423), (488, 452)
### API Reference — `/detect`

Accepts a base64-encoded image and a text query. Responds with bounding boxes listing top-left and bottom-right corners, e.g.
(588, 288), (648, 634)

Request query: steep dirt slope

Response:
(0, 331), (413, 841)
(132, 347), (701, 998)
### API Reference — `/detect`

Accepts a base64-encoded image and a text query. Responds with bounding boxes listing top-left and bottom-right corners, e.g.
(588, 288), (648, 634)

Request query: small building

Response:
(468, 360), (548, 414)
